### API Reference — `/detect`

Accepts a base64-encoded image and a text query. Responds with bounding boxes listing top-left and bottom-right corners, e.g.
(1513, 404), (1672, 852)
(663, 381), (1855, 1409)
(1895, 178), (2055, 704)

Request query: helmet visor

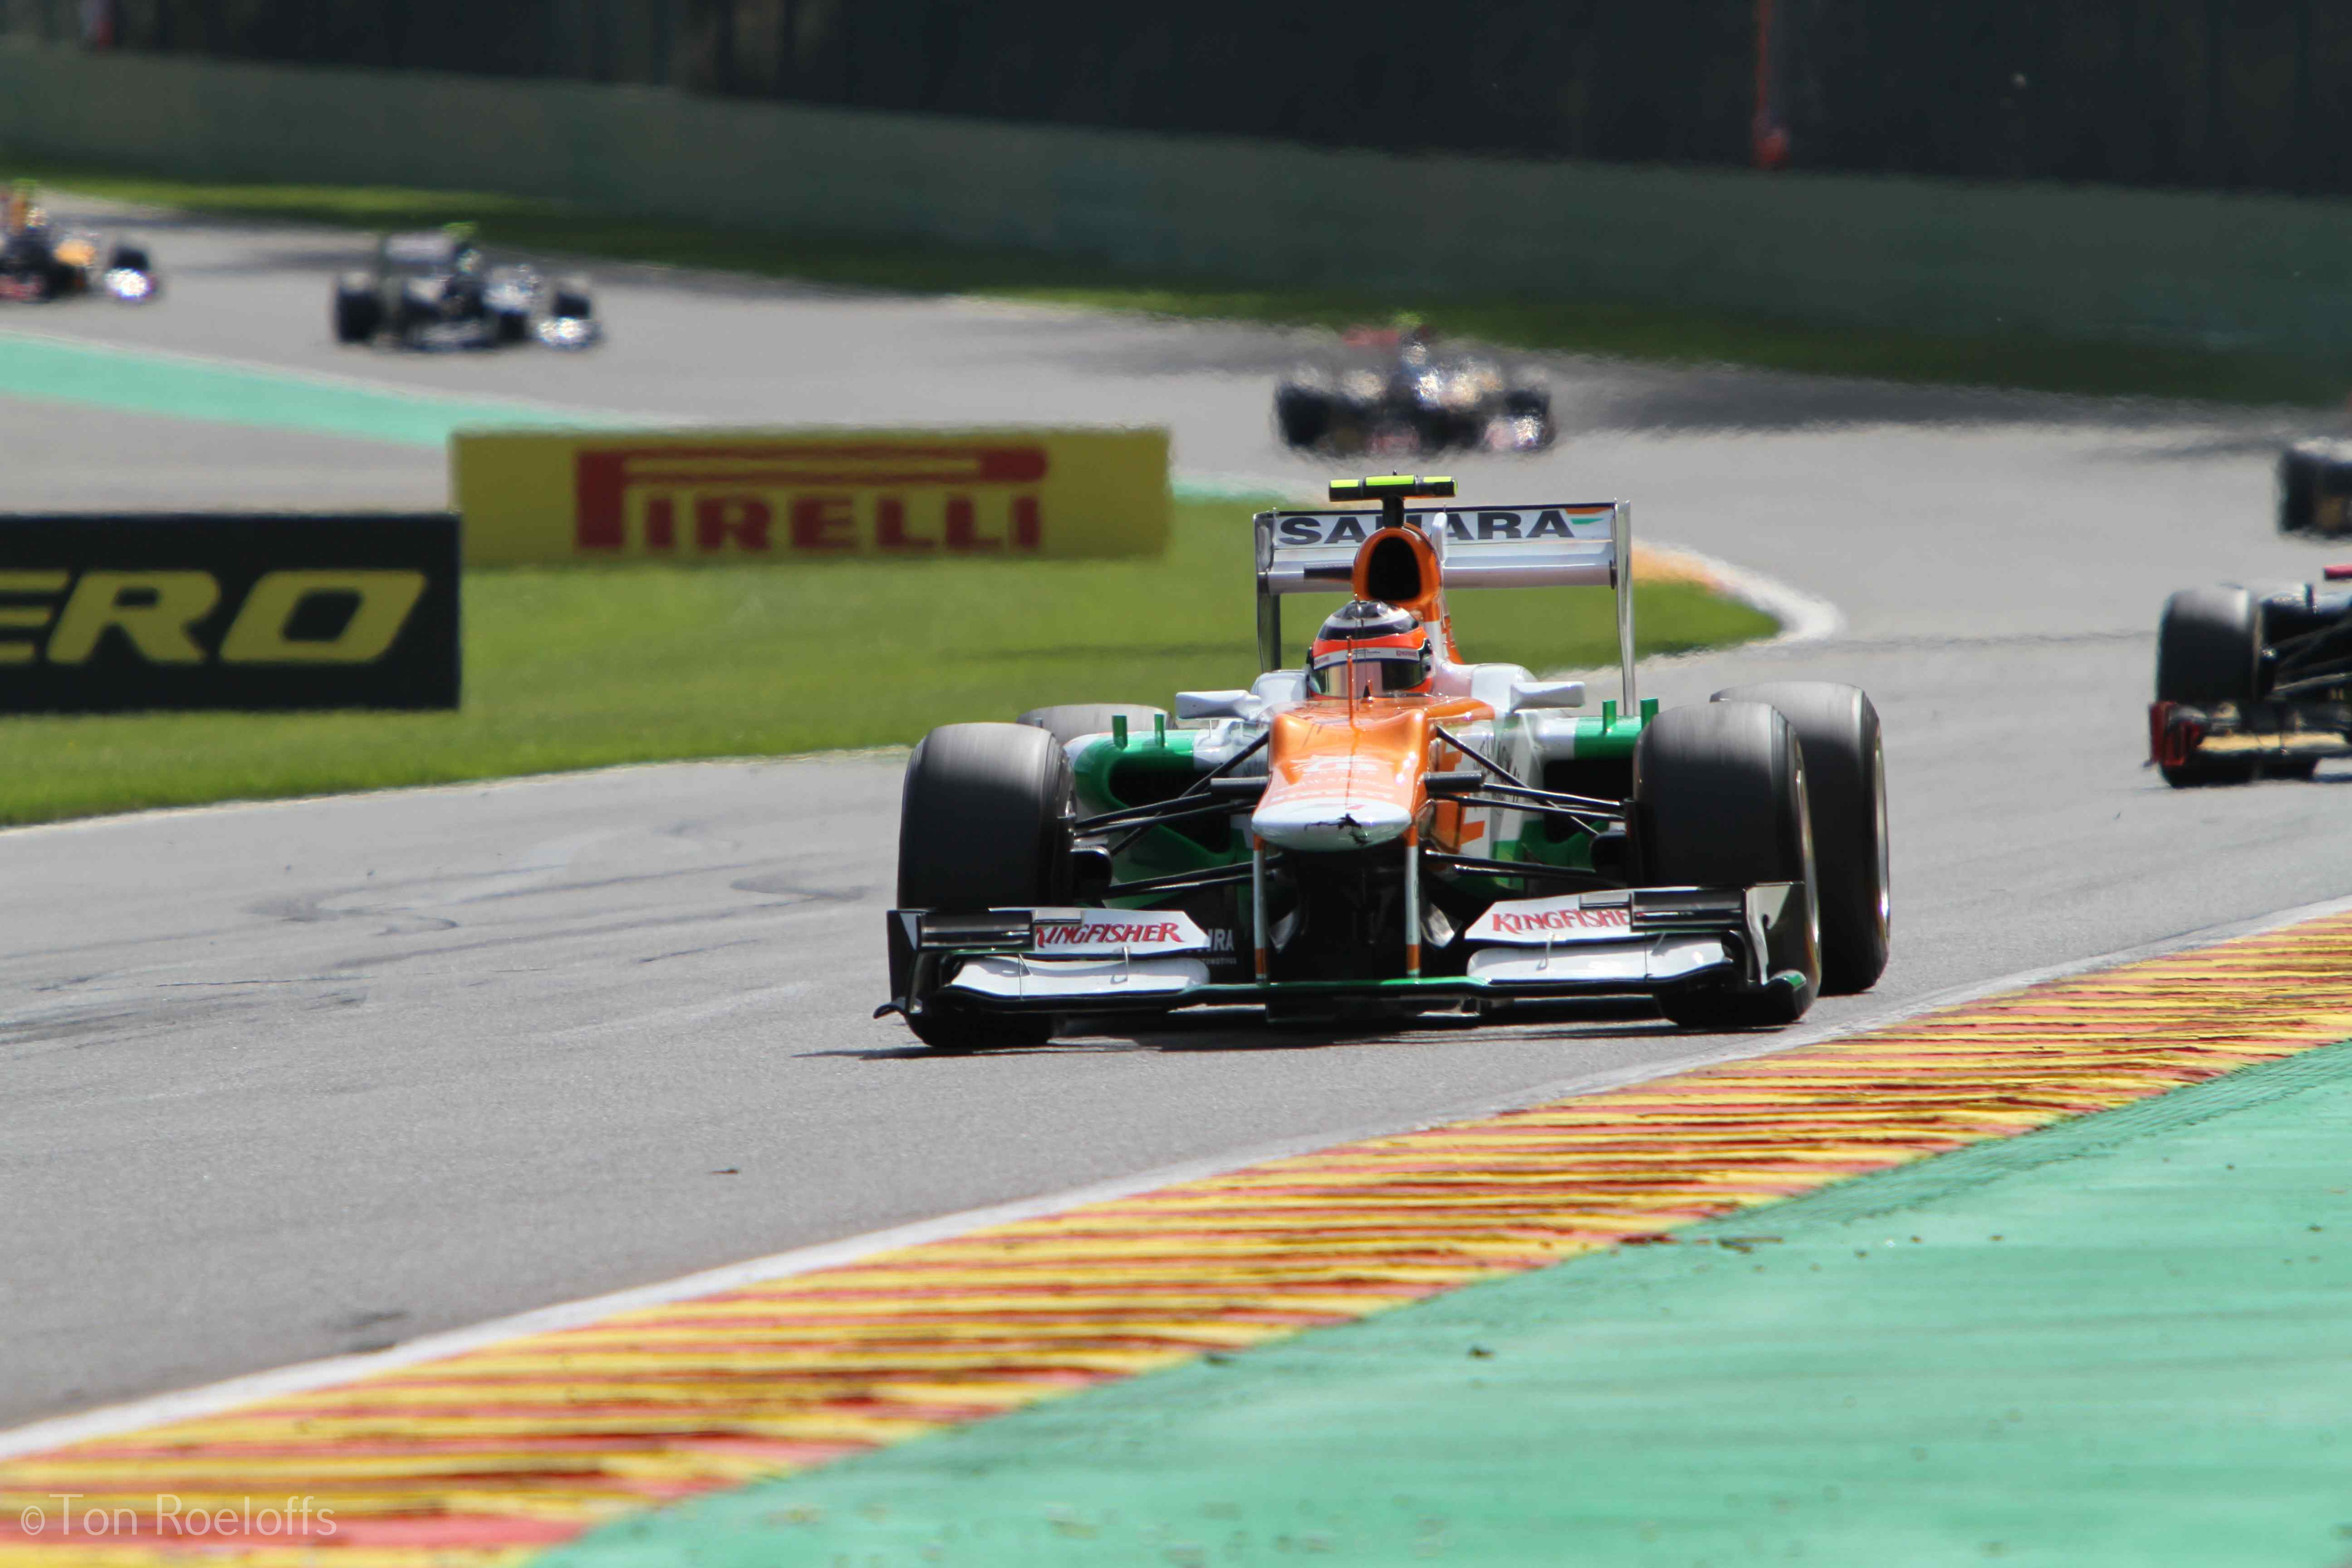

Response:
(1308, 644), (1431, 696)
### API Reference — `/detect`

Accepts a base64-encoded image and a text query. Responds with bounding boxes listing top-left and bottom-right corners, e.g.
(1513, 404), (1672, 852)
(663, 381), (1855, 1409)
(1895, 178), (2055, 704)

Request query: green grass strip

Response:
(0, 497), (1771, 827)
(15, 159), (2343, 407)
(548, 1037), (2352, 1568)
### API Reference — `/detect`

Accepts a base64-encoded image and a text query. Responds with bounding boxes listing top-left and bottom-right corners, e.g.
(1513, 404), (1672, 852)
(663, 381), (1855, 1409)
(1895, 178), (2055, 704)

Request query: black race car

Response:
(2150, 576), (2352, 784)
(1274, 325), (1553, 456)
(2277, 439), (2352, 538)
(0, 183), (158, 304)
(333, 227), (596, 351)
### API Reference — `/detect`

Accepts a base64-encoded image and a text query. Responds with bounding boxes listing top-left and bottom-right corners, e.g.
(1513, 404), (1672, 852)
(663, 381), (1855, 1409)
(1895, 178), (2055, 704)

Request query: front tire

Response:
(1711, 682), (1889, 995)
(2155, 586), (2262, 787)
(333, 284), (382, 344)
(1275, 385), (1333, 449)
(897, 722), (1073, 1050)
(1632, 701), (1820, 1029)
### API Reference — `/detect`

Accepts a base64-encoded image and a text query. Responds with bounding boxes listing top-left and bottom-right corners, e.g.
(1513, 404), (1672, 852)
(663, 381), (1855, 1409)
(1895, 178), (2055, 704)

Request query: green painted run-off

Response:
(0, 328), (618, 446)
(549, 1038), (2352, 1567)
(0, 328), (1249, 501)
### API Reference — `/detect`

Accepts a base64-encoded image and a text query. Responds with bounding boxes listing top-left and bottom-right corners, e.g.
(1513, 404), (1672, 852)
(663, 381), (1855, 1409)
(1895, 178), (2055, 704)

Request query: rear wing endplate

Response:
(1250, 500), (1635, 710)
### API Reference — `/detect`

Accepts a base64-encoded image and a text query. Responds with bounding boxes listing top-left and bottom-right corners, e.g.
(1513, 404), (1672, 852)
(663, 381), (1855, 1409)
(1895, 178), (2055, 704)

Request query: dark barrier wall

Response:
(0, 514), (461, 711)
(3, 0), (2348, 195)
(13, 42), (2352, 362)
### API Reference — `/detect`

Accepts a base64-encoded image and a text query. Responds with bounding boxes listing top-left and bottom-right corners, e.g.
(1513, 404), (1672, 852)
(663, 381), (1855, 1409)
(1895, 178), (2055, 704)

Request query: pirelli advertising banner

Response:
(0, 514), (460, 712)
(450, 426), (1170, 566)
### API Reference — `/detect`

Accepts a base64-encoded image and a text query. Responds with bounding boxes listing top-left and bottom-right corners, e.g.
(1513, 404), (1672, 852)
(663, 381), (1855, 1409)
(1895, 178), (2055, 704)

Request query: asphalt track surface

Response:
(9, 200), (2352, 1428)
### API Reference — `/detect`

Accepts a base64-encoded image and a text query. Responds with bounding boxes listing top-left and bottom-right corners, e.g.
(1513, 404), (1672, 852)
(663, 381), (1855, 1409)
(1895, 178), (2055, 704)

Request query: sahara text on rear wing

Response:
(1250, 495), (1635, 710)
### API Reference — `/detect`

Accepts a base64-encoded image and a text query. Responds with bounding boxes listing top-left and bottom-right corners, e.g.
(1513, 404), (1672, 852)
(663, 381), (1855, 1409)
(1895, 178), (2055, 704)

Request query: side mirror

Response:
(1509, 679), (1586, 711)
(1174, 689), (1262, 721)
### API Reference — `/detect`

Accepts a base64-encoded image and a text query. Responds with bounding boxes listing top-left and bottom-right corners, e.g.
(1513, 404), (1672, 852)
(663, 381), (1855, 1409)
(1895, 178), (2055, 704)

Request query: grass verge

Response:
(0, 497), (1773, 828)
(17, 159), (2343, 407)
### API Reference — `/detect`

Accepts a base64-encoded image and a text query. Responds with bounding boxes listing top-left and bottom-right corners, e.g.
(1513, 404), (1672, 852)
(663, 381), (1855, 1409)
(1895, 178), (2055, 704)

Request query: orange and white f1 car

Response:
(881, 476), (1890, 1049)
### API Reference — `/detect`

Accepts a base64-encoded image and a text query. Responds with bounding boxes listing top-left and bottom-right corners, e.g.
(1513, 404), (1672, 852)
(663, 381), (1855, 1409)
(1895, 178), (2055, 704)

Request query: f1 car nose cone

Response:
(1250, 795), (1412, 852)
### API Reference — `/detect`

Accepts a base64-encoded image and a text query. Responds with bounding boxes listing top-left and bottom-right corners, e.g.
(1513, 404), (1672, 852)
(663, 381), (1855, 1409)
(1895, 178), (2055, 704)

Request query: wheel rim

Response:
(1872, 734), (1891, 942)
(1794, 759), (1820, 964)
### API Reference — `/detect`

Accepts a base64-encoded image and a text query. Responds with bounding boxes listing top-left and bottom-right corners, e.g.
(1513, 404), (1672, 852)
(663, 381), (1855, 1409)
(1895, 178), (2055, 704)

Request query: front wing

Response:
(2149, 699), (2352, 768)
(882, 884), (1800, 1019)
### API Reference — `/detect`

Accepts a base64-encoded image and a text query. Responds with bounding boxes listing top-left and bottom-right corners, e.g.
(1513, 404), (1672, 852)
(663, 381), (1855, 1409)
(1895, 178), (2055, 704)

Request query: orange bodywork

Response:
(1254, 523), (1493, 854)
(1259, 697), (1490, 853)
(1350, 519), (1460, 660)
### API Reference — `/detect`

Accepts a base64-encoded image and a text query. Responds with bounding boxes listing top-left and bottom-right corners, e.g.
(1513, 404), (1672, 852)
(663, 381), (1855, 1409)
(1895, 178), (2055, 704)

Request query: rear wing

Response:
(1250, 499), (1636, 710)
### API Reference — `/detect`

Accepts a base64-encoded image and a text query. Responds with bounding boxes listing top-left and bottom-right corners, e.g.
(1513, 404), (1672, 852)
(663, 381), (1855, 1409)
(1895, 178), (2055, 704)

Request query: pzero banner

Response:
(0, 513), (460, 712)
(451, 427), (1170, 565)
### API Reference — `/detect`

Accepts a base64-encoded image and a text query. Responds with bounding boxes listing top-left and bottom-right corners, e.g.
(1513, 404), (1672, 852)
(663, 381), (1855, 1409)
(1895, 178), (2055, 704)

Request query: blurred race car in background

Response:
(2279, 438), (2352, 538)
(1274, 324), (1554, 456)
(2151, 574), (2352, 786)
(333, 225), (597, 350)
(882, 475), (1891, 1051)
(0, 182), (159, 304)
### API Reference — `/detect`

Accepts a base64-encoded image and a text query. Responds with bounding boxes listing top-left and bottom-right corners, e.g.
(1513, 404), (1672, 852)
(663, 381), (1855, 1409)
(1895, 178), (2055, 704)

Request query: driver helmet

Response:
(1308, 599), (1434, 698)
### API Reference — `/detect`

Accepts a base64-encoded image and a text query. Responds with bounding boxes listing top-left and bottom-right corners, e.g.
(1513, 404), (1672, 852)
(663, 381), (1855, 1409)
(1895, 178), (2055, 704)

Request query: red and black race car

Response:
(2151, 572), (2352, 785)
(0, 182), (158, 305)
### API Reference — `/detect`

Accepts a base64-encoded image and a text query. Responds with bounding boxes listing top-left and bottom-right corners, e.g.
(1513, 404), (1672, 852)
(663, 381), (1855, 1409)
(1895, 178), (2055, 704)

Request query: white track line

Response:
(8, 887), (2350, 1463)
(1640, 542), (1845, 646)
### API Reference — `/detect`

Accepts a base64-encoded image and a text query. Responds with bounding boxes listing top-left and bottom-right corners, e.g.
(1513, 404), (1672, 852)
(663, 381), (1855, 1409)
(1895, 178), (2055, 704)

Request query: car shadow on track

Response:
(808, 998), (1685, 1060)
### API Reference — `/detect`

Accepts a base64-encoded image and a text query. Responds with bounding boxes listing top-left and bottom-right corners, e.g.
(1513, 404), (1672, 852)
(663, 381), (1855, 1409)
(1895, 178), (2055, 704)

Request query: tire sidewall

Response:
(1632, 701), (1821, 1023)
(1710, 681), (1889, 995)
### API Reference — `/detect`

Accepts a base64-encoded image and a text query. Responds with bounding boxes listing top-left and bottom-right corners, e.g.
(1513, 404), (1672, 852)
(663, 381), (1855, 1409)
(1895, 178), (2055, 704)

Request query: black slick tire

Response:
(1016, 704), (1170, 748)
(1710, 682), (1889, 995)
(333, 284), (382, 345)
(2155, 586), (2261, 787)
(897, 722), (1073, 1051)
(1632, 701), (1820, 1030)
(1275, 385), (1332, 450)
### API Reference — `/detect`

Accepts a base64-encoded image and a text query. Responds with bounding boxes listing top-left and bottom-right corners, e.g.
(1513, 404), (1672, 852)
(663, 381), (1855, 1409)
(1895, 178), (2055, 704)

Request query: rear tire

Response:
(2156, 586), (2261, 787)
(1711, 682), (1889, 995)
(897, 722), (1073, 1050)
(1016, 703), (1170, 748)
(1632, 701), (1819, 1030)
(333, 284), (382, 345)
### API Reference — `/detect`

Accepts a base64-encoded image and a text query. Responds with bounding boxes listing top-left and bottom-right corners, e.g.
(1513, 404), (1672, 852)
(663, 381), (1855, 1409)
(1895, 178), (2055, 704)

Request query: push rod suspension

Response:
(1102, 863), (1260, 899)
(1432, 725), (1523, 787)
(1106, 732), (1271, 856)
(1421, 853), (1614, 889)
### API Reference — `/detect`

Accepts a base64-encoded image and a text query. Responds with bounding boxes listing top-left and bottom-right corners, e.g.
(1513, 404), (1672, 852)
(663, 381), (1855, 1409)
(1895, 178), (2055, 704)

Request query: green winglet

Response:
(1328, 475), (1457, 502)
